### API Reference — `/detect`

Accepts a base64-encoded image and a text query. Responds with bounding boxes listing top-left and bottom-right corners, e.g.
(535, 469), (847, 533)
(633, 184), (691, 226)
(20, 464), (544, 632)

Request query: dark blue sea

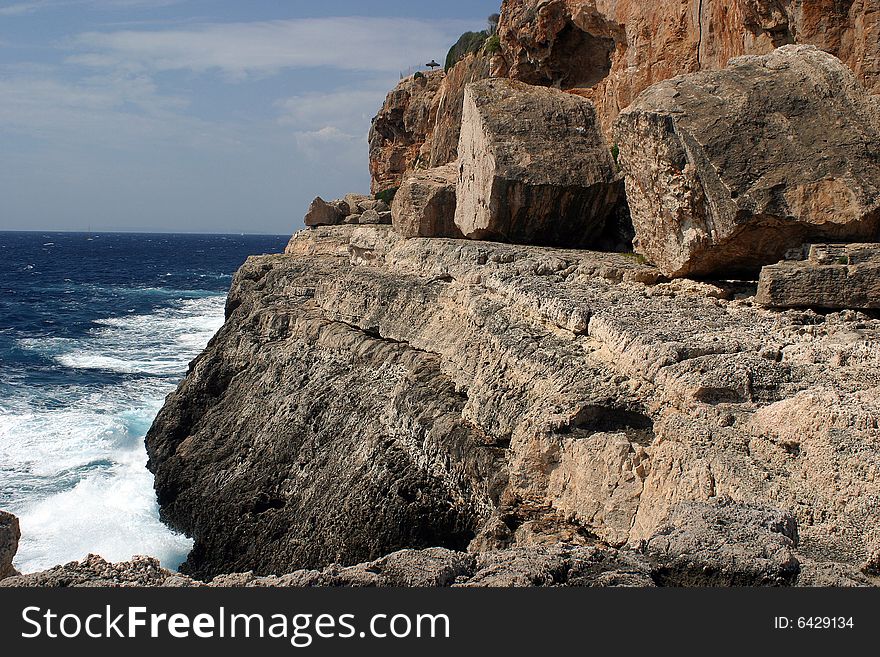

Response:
(0, 231), (289, 573)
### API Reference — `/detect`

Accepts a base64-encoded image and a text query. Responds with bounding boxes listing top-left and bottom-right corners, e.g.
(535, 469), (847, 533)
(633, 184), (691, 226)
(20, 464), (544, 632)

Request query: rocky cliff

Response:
(494, 0), (880, 138)
(4, 3), (880, 589)
(134, 223), (880, 581)
(368, 53), (492, 194)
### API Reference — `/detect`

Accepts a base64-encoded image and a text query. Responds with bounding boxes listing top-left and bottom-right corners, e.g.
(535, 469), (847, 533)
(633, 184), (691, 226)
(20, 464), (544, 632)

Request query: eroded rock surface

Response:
(455, 78), (621, 246)
(644, 497), (800, 586)
(368, 55), (493, 194)
(616, 45), (880, 277)
(143, 226), (880, 581)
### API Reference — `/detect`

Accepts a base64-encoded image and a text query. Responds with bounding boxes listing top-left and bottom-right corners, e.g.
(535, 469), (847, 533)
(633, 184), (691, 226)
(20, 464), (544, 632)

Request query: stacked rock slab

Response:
(392, 163), (462, 238)
(454, 78), (621, 247)
(757, 244), (880, 309)
(615, 45), (880, 278)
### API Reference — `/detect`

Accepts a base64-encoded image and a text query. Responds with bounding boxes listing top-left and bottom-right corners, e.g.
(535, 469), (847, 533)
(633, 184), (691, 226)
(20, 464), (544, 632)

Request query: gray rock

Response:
(358, 209), (382, 224)
(643, 497), (800, 586)
(328, 199), (351, 216)
(0, 510), (20, 580)
(392, 163), (462, 238)
(615, 45), (880, 278)
(304, 196), (343, 227)
(455, 78), (621, 247)
(757, 243), (880, 309)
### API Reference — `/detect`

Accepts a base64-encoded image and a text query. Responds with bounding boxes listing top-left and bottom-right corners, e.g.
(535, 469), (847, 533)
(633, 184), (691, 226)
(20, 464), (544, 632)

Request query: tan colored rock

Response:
(368, 71), (445, 194)
(303, 196), (344, 227)
(495, 0), (880, 140)
(757, 244), (880, 309)
(1, 510), (20, 580)
(455, 78), (621, 246)
(428, 52), (492, 167)
(615, 45), (880, 278)
(391, 163), (461, 238)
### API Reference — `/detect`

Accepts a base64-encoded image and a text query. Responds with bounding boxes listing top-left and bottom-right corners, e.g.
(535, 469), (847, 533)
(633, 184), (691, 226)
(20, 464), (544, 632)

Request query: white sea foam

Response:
(1, 293), (227, 573)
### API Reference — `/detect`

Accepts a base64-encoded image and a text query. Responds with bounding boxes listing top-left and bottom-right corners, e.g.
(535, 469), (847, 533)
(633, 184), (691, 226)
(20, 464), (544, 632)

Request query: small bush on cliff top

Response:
(445, 30), (489, 71)
(484, 34), (501, 55)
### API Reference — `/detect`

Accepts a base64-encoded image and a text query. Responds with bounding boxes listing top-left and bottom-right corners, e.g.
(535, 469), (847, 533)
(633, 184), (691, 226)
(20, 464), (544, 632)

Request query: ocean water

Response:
(0, 231), (289, 573)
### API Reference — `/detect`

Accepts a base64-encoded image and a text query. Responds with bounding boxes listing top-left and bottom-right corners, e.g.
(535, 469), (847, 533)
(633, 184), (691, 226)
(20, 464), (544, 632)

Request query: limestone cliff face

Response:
(368, 70), (444, 195)
(368, 53), (492, 193)
(493, 0), (879, 138)
(146, 226), (880, 578)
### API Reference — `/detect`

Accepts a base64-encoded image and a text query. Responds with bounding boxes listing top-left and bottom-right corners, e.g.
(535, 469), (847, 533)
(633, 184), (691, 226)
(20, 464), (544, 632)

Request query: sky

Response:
(0, 0), (501, 234)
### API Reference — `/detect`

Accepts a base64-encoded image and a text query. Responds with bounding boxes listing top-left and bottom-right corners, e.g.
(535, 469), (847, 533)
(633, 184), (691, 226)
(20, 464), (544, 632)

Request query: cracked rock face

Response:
(615, 45), (880, 278)
(454, 78), (621, 247)
(144, 226), (880, 579)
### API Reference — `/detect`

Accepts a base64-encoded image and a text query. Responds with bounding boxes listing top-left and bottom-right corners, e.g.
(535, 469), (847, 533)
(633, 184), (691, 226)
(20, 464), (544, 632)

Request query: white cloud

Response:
(0, 72), (233, 149)
(67, 17), (473, 78)
(0, 1), (52, 15)
(274, 85), (392, 141)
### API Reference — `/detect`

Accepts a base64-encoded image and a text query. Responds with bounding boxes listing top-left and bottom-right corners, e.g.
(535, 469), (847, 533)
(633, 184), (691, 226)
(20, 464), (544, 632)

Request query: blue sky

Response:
(0, 0), (500, 233)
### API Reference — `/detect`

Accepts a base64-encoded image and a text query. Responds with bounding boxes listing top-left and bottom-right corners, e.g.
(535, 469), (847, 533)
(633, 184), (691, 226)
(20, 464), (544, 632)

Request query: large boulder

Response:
(392, 163), (462, 238)
(1, 510), (21, 580)
(615, 45), (880, 278)
(454, 78), (621, 247)
(303, 196), (344, 227)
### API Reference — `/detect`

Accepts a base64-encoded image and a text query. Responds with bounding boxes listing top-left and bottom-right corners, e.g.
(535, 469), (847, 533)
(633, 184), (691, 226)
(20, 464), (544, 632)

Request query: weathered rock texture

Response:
(145, 226), (880, 581)
(615, 45), (880, 278)
(644, 497), (800, 586)
(392, 163), (462, 238)
(368, 54), (492, 194)
(455, 78), (621, 246)
(757, 243), (880, 309)
(0, 510), (20, 580)
(494, 0), (880, 139)
(368, 71), (445, 195)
